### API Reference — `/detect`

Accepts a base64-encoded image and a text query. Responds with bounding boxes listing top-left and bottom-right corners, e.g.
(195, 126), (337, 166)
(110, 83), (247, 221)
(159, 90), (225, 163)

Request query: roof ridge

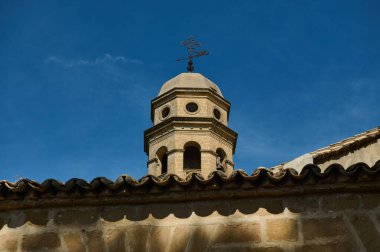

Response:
(310, 126), (380, 162)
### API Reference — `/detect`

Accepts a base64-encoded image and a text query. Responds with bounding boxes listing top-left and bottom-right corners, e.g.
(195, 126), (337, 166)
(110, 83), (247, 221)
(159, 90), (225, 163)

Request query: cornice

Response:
(144, 117), (238, 153)
(150, 88), (231, 122)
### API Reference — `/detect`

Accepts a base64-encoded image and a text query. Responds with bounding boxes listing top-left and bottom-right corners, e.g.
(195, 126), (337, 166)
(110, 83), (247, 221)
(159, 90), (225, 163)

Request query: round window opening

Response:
(186, 102), (198, 113)
(213, 109), (221, 120)
(161, 107), (170, 119)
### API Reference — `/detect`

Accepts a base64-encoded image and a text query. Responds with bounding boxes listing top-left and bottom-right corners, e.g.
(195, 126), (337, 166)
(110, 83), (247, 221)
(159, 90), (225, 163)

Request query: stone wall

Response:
(1, 192), (380, 251)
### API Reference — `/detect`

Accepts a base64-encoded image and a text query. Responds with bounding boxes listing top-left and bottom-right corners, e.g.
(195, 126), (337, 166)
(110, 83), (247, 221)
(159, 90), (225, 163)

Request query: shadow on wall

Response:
(0, 197), (295, 228)
(1, 193), (379, 251)
(0, 197), (300, 251)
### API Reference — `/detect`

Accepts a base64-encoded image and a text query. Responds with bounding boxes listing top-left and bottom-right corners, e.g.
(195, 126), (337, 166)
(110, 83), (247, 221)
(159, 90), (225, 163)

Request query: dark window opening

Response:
(186, 102), (198, 113)
(213, 109), (221, 120)
(156, 146), (168, 175)
(216, 148), (227, 171)
(184, 146), (201, 170)
(161, 153), (168, 174)
(161, 107), (170, 119)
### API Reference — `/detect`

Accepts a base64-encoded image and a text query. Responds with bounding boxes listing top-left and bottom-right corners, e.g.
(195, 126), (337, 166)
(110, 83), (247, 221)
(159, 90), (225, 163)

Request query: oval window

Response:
(213, 109), (221, 120)
(186, 102), (198, 113)
(161, 107), (170, 119)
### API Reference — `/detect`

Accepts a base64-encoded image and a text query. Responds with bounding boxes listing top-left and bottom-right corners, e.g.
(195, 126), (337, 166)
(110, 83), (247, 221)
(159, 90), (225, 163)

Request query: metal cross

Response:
(176, 36), (209, 72)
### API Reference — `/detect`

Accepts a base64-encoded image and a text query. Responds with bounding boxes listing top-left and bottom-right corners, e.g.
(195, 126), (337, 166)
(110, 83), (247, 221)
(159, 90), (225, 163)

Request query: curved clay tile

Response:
(0, 160), (380, 203)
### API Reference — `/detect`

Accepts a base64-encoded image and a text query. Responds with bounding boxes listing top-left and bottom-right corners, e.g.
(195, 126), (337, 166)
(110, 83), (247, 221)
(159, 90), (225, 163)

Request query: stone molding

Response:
(147, 158), (158, 165)
(166, 149), (185, 155)
(144, 117), (238, 153)
(150, 88), (231, 122)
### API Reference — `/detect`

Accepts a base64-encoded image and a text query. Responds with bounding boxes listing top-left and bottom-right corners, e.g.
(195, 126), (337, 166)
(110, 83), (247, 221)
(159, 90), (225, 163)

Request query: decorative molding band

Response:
(147, 158), (158, 165)
(167, 149), (185, 155)
(200, 150), (218, 156)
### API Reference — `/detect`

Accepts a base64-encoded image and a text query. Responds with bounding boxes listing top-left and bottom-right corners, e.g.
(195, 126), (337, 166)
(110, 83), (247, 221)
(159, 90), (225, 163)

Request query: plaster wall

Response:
(318, 139), (380, 171)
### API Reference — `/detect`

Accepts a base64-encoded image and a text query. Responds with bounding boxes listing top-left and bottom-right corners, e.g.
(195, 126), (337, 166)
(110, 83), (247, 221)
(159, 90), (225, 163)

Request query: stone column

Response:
(168, 150), (185, 178)
(201, 151), (216, 178)
(148, 159), (159, 176)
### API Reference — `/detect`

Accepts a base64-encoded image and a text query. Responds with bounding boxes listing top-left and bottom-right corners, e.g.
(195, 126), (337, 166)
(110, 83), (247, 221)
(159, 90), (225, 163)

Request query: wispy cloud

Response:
(42, 53), (155, 113)
(44, 54), (143, 67)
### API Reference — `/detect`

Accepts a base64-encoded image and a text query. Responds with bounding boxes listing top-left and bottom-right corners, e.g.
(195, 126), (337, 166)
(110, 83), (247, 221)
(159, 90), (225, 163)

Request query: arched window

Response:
(183, 142), (201, 170)
(156, 147), (168, 174)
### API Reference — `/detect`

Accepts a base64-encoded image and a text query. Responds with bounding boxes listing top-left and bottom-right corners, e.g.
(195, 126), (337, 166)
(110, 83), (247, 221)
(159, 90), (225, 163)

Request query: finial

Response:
(176, 36), (209, 73)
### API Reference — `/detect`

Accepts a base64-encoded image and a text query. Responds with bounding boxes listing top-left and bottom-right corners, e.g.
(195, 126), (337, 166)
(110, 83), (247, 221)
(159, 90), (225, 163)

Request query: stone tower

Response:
(144, 72), (238, 178)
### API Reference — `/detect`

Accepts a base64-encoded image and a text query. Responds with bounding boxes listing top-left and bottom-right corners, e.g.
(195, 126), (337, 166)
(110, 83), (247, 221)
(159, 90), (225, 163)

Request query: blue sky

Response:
(0, 0), (379, 182)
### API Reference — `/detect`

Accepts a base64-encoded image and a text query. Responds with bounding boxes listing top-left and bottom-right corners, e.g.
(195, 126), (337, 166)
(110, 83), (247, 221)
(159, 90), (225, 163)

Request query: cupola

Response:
(144, 72), (238, 178)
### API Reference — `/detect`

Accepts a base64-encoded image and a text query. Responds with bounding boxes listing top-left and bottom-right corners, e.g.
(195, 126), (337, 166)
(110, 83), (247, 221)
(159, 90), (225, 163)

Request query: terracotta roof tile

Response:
(311, 126), (380, 164)
(0, 160), (380, 210)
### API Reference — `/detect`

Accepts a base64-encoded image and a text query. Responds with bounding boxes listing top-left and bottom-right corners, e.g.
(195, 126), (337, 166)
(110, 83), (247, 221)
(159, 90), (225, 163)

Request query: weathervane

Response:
(176, 36), (209, 72)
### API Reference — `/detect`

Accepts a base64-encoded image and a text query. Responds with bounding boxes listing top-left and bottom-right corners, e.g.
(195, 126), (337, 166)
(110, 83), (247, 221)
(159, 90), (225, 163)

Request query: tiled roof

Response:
(311, 126), (380, 164)
(1, 160), (379, 210)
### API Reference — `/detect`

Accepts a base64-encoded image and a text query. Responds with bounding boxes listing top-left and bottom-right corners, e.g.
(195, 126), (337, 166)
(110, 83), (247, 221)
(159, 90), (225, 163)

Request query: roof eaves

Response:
(1, 160), (380, 210)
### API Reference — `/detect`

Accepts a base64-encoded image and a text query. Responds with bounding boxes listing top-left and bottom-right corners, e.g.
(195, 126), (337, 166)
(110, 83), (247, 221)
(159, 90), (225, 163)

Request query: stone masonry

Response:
(144, 73), (238, 178)
(1, 192), (380, 251)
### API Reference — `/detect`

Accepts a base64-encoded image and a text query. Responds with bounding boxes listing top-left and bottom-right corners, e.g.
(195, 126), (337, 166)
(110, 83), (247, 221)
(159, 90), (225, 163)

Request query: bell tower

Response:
(144, 72), (238, 178)
(144, 37), (237, 178)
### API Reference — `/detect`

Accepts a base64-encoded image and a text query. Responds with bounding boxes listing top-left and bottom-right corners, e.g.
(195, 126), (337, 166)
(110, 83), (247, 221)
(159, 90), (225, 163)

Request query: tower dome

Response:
(158, 73), (223, 97)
